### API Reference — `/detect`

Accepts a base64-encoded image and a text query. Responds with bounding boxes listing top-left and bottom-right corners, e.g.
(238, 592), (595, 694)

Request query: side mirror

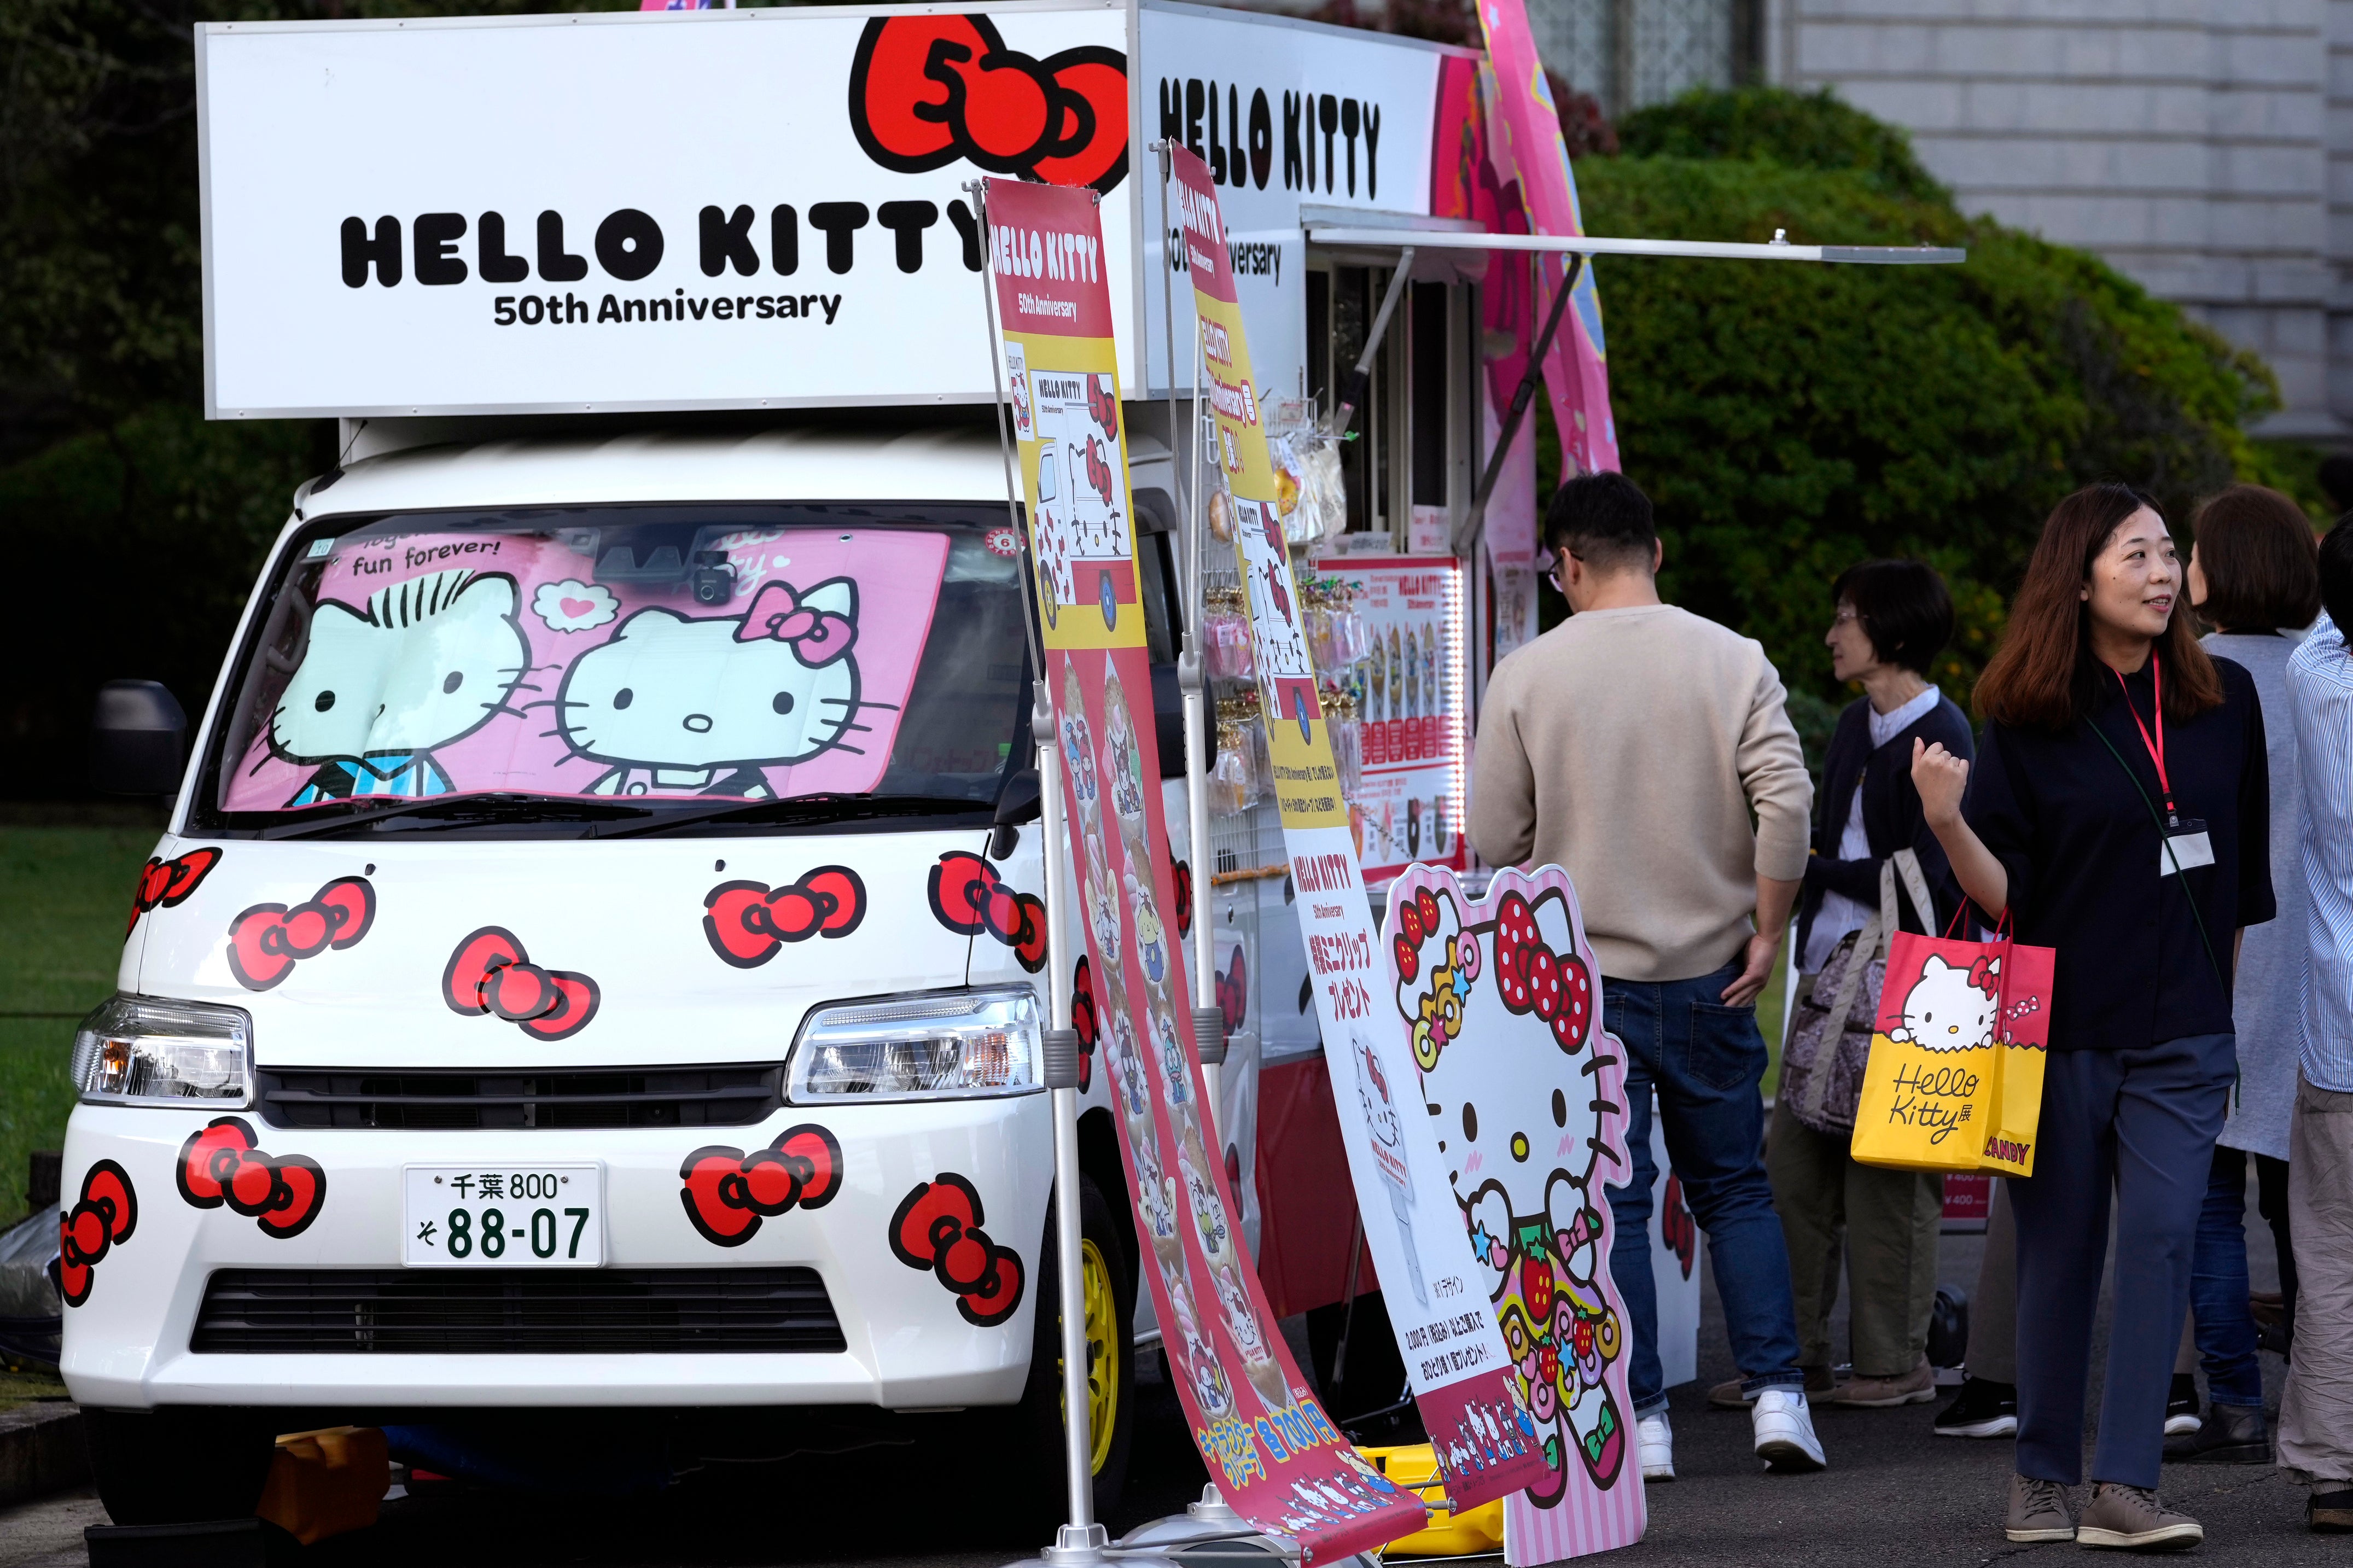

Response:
(989, 768), (1042, 861)
(90, 680), (188, 796)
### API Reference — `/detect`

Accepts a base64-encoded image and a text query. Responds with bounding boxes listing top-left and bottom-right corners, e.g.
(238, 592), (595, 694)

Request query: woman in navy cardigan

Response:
(1763, 561), (1972, 1415)
(1916, 483), (2273, 1552)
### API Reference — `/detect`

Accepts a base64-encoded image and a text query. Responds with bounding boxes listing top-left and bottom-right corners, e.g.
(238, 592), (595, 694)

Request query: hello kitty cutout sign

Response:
(226, 528), (947, 810)
(1385, 862), (1646, 1563)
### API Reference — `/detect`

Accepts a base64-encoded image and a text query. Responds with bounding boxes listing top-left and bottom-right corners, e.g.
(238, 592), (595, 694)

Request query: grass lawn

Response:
(0, 826), (160, 1220)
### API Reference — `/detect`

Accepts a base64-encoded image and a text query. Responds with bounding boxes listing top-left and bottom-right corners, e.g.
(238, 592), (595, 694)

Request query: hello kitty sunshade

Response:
(224, 524), (952, 811)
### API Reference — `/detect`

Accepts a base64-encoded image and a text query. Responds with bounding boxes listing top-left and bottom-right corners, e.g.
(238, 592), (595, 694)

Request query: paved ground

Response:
(0, 1175), (2321, 1564)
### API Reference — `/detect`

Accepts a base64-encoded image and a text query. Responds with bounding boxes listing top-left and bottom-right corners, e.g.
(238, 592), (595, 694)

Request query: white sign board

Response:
(195, 2), (1467, 419)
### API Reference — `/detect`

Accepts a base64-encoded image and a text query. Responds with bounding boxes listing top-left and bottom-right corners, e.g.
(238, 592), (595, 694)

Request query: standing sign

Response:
(986, 177), (1420, 1562)
(1169, 147), (1548, 1515)
(1312, 556), (1470, 881)
(1384, 865), (1646, 1561)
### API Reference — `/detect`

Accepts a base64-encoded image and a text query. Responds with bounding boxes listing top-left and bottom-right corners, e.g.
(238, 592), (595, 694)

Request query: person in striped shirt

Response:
(2279, 519), (2353, 1533)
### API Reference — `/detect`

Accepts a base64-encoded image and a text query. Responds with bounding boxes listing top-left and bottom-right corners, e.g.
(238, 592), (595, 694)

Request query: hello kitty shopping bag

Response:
(1849, 916), (2053, 1177)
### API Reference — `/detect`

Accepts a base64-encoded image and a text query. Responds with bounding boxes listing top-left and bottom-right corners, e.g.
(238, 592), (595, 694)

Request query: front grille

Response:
(256, 1064), (783, 1131)
(193, 1268), (845, 1355)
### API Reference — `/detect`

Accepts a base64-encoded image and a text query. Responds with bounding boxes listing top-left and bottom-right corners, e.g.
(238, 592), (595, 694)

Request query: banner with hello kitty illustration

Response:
(1384, 864), (1645, 1562)
(222, 527), (948, 811)
(989, 176), (1425, 1562)
(1169, 145), (1550, 1522)
(1850, 925), (2052, 1178)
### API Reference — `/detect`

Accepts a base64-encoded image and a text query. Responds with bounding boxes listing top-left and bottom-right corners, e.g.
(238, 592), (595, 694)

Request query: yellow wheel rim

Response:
(1081, 1237), (1119, 1474)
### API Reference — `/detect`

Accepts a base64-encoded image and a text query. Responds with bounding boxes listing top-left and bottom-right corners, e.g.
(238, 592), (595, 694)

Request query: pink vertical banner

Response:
(1385, 865), (1647, 1561)
(1473, 0), (1619, 478)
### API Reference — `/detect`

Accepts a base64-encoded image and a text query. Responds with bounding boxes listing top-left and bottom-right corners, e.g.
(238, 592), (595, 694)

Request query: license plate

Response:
(402, 1164), (603, 1267)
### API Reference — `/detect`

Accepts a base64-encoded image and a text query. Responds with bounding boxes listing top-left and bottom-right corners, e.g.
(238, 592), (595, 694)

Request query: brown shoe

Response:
(1709, 1363), (1838, 1409)
(1832, 1355), (1937, 1409)
(2006, 1473), (2076, 1543)
(2076, 1482), (2201, 1550)
(2310, 1489), (2353, 1534)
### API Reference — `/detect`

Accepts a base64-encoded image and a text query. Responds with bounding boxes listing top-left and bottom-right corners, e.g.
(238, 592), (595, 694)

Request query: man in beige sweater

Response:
(1472, 470), (1821, 1480)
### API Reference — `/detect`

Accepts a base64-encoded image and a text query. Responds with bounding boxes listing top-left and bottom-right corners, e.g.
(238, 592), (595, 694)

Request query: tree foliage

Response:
(1538, 89), (2281, 715)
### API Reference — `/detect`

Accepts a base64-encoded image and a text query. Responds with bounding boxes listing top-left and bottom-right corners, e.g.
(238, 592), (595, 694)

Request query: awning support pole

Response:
(1332, 248), (1414, 435)
(1454, 251), (1582, 560)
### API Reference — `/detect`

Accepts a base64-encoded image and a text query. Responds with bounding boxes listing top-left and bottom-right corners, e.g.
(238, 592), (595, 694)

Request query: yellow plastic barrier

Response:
(257, 1426), (389, 1546)
(1358, 1443), (1504, 1557)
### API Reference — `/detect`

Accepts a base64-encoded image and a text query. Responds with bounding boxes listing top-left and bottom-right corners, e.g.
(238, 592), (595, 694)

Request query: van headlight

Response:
(787, 987), (1042, 1103)
(71, 995), (253, 1107)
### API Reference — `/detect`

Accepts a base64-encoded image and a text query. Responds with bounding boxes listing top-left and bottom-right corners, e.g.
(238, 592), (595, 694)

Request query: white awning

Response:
(1304, 226), (1965, 266)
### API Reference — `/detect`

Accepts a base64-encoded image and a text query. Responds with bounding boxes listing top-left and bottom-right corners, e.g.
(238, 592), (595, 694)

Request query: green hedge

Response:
(1532, 89), (2280, 713)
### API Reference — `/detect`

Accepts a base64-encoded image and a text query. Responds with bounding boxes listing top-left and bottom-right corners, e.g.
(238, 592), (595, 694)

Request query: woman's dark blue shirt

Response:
(1961, 656), (2273, 1051)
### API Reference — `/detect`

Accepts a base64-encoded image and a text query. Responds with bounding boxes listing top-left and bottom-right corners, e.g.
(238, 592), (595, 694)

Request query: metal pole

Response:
(1453, 251), (1582, 561)
(1186, 318), (1225, 1127)
(1331, 248), (1415, 437)
(1155, 140), (1189, 540)
(970, 178), (1099, 1556)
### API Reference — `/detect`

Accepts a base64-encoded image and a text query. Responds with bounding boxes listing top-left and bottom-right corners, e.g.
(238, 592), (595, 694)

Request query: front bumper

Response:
(61, 1097), (1048, 1411)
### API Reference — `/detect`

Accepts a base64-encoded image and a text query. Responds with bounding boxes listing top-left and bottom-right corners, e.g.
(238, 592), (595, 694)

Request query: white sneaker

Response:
(1751, 1386), (1827, 1473)
(1638, 1410), (1675, 1482)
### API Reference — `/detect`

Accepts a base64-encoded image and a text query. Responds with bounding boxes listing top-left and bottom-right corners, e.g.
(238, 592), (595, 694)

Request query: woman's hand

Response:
(1912, 738), (1970, 828)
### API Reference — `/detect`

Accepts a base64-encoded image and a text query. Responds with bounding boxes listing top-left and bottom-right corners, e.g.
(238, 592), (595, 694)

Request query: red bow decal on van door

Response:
(848, 15), (1129, 194)
(927, 851), (1047, 972)
(225, 876), (375, 991)
(441, 926), (601, 1041)
(678, 1124), (844, 1247)
(129, 847), (221, 933)
(176, 1117), (327, 1239)
(888, 1173), (1026, 1326)
(56, 1160), (137, 1308)
(703, 866), (867, 968)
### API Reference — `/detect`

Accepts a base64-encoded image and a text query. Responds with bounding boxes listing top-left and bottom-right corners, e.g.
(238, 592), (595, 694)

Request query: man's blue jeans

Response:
(1603, 956), (1805, 1415)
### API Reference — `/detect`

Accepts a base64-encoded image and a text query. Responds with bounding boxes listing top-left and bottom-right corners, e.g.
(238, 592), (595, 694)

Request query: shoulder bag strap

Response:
(1891, 847), (1936, 939)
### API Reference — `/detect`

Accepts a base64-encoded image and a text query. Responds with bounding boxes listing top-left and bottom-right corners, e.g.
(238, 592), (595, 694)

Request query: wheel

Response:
(85, 1407), (278, 1525)
(998, 1173), (1134, 1529)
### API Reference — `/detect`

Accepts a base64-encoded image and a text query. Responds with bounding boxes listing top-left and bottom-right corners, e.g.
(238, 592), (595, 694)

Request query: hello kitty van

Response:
(69, 422), (1183, 1523)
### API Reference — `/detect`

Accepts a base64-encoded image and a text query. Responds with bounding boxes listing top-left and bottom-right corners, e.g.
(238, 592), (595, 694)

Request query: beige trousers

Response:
(2282, 1071), (2353, 1486)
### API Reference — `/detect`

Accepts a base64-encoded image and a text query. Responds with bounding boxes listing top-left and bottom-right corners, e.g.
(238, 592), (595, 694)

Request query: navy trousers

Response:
(2009, 1032), (2235, 1488)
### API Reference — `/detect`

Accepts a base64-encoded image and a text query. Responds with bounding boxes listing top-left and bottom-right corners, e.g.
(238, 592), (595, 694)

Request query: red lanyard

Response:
(2114, 652), (2180, 825)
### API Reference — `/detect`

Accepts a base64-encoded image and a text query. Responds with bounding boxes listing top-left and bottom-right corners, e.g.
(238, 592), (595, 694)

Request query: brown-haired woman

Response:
(1913, 482), (2274, 1550)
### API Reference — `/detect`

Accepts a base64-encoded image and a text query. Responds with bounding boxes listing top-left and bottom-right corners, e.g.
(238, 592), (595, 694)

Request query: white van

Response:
(66, 422), (1214, 1524)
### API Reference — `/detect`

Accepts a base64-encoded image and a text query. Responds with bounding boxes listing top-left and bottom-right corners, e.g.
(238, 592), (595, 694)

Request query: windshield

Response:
(195, 503), (1030, 836)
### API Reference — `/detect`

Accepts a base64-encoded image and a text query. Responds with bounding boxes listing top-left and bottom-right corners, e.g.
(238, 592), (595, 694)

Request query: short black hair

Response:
(2320, 521), (2353, 634)
(2192, 485), (2319, 632)
(1543, 471), (1656, 575)
(2320, 453), (2353, 517)
(1831, 559), (1953, 677)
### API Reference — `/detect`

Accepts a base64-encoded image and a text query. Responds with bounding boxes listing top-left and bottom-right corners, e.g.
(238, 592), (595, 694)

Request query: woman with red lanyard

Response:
(1914, 482), (2274, 1552)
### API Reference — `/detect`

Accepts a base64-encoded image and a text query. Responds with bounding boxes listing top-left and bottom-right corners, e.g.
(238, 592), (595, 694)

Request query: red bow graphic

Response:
(738, 580), (858, 666)
(176, 1117), (327, 1240)
(129, 847), (221, 934)
(56, 1159), (137, 1308)
(1215, 945), (1249, 1035)
(1967, 955), (2001, 997)
(1170, 854), (1193, 939)
(1070, 956), (1098, 1092)
(679, 1124), (843, 1248)
(1490, 890), (1595, 1053)
(226, 876), (375, 992)
(927, 850), (1047, 972)
(848, 15), (1128, 194)
(889, 1173), (1026, 1327)
(441, 926), (601, 1042)
(703, 866), (867, 968)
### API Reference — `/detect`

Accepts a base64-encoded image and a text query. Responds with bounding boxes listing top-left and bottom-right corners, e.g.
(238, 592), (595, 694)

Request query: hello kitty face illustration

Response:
(1215, 1265), (1266, 1358)
(1887, 954), (2000, 1052)
(555, 579), (863, 796)
(272, 570), (529, 801)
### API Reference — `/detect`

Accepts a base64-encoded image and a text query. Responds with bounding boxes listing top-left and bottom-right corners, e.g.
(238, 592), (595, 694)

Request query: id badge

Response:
(2160, 818), (2215, 877)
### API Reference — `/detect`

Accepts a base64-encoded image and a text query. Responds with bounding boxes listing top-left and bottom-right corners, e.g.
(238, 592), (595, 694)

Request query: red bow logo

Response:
(441, 926), (601, 1042)
(129, 847), (221, 934)
(848, 15), (1128, 194)
(226, 876), (376, 991)
(703, 866), (867, 969)
(56, 1160), (137, 1308)
(927, 850), (1047, 972)
(1088, 372), (1120, 436)
(1967, 955), (2001, 997)
(1070, 956), (1098, 1092)
(1215, 945), (1249, 1034)
(737, 580), (858, 666)
(1170, 854), (1194, 939)
(176, 1117), (327, 1240)
(1490, 890), (1595, 1053)
(679, 1124), (843, 1248)
(888, 1173), (1026, 1327)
